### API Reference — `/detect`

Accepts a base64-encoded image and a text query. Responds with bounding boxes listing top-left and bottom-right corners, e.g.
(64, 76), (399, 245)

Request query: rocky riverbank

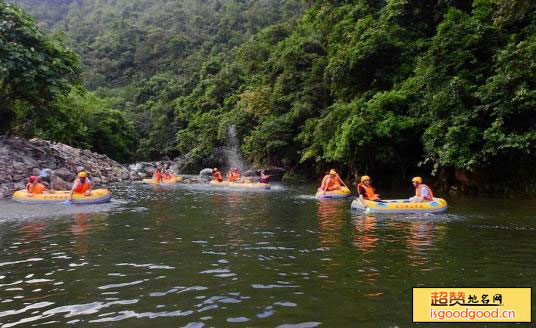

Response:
(0, 137), (291, 199)
(0, 137), (142, 199)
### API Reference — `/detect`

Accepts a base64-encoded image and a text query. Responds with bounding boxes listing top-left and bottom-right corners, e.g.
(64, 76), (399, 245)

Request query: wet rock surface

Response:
(243, 167), (286, 181)
(128, 160), (181, 177)
(0, 137), (140, 198)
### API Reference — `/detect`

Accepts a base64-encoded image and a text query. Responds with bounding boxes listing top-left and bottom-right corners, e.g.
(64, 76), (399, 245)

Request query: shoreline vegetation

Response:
(2, 0), (536, 195)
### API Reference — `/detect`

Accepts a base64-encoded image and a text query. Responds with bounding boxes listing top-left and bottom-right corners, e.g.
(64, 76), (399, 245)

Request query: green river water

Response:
(0, 182), (535, 327)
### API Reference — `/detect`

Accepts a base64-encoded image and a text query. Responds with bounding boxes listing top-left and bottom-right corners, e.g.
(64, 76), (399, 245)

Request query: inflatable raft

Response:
(12, 189), (112, 205)
(229, 182), (271, 190)
(209, 180), (229, 186)
(142, 176), (183, 185)
(351, 198), (448, 214)
(315, 187), (352, 199)
(209, 180), (271, 190)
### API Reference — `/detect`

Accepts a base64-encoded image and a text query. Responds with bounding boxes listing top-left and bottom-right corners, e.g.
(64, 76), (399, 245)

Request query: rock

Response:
(21, 155), (38, 168)
(199, 168), (213, 176)
(13, 174), (26, 182)
(13, 162), (25, 172)
(129, 163), (143, 173)
(52, 176), (69, 190)
(143, 165), (156, 175)
(120, 171), (130, 180)
(14, 182), (25, 190)
(43, 161), (56, 170)
(1, 137), (146, 198)
(243, 170), (259, 177)
(262, 167), (286, 181)
(243, 167), (286, 181)
(170, 164), (179, 172)
(54, 168), (75, 181)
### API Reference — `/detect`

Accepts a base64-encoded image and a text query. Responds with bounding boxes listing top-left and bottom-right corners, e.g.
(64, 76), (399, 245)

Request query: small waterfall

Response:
(222, 125), (246, 171)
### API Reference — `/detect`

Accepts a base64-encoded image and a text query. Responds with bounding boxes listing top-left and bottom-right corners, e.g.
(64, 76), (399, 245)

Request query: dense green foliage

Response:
(126, 0), (536, 183)
(0, 1), (80, 134)
(6, 0), (536, 192)
(13, 0), (304, 88)
(1, 0), (137, 161)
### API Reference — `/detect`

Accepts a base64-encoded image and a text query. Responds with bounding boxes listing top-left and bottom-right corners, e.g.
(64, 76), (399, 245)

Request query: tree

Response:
(0, 0), (81, 134)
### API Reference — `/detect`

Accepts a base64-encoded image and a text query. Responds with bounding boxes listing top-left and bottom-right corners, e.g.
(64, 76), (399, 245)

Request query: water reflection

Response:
(316, 200), (346, 247)
(352, 216), (378, 254)
(1, 185), (536, 327)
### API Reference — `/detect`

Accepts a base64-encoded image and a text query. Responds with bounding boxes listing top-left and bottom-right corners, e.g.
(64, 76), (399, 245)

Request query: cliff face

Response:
(0, 137), (141, 198)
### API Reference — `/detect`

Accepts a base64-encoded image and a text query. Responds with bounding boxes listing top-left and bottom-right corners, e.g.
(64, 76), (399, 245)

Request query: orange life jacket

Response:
(153, 169), (162, 183)
(228, 171), (241, 182)
(213, 171), (223, 182)
(321, 175), (340, 191)
(26, 183), (45, 194)
(415, 184), (434, 201)
(73, 178), (91, 194)
(357, 183), (380, 200)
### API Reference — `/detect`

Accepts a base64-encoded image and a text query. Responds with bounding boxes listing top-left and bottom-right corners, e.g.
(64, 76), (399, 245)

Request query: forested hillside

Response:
(12, 0), (304, 88)
(4, 0), (536, 193)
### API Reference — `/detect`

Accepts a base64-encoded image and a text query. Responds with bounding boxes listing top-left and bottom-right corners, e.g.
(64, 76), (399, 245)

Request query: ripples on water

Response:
(0, 184), (535, 327)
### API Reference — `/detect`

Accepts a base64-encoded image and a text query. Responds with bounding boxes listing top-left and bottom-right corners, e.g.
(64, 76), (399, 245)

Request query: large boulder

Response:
(54, 168), (75, 182)
(243, 170), (259, 177)
(143, 164), (156, 175)
(199, 168), (213, 176)
(52, 176), (69, 190)
(242, 167), (286, 181)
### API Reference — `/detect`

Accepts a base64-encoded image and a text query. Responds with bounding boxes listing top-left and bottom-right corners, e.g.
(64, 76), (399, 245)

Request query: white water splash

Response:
(222, 125), (247, 171)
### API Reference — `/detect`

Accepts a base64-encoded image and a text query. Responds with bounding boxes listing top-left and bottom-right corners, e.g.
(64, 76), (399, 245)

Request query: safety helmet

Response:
(213, 168), (218, 172)
(412, 177), (422, 184)
(329, 169), (337, 176)
(361, 175), (371, 183)
(78, 171), (88, 178)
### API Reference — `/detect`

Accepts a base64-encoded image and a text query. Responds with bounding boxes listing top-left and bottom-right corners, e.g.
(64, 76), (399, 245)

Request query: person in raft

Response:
(153, 165), (163, 183)
(228, 167), (241, 182)
(26, 176), (47, 197)
(356, 175), (381, 208)
(38, 168), (55, 190)
(259, 170), (271, 184)
(68, 172), (92, 201)
(320, 169), (348, 194)
(409, 177), (434, 203)
(162, 168), (175, 181)
(212, 168), (223, 182)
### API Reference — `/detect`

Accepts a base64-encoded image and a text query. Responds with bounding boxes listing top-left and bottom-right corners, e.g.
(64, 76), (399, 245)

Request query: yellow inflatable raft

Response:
(315, 187), (352, 199)
(12, 189), (112, 205)
(142, 176), (183, 185)
(209, 180), (270, 190)
(229, 182), (271, 190)
(351, 198), (448, 214)
(209, 180), (229, 186)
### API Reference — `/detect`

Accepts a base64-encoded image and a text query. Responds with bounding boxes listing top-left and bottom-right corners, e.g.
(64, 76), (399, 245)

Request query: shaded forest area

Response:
(3, 0), (536, 194)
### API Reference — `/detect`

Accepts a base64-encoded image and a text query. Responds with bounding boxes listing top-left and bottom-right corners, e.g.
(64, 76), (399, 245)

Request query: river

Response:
(0, 182), (534, 327)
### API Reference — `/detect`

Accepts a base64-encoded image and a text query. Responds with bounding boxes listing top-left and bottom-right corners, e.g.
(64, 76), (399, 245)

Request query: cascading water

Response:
(222, 125), (247, 171)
